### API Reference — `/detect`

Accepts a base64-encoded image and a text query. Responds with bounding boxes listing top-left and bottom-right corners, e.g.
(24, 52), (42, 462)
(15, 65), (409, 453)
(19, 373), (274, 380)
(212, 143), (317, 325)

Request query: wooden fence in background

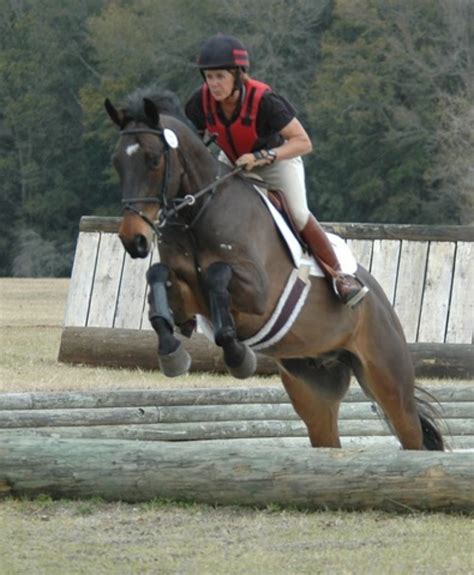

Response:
(58, 217), (473, 377)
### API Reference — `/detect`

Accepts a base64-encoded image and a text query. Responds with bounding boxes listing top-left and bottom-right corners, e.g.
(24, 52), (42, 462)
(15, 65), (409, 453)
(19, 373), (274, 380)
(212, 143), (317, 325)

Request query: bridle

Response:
(119, 127), (174, 237)
(119, 126), (242, 238)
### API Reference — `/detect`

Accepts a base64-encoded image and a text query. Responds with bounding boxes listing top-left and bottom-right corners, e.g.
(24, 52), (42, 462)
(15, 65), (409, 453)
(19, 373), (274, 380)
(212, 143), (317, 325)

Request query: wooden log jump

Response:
(58, 219), (474, 377)
(1, 385), (472, 511)
(1, 437), (472, 512)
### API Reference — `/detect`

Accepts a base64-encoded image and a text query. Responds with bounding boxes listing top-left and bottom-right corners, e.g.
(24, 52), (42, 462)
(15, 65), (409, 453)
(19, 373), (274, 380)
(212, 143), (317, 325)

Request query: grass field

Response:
(0, 278), (473, 575)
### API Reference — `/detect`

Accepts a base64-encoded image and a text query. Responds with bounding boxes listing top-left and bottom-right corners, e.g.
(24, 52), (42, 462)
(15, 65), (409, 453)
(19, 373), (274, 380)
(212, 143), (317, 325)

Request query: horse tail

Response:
(355, 379), (445, 450)
(348, 353), (445, 450)
(414, 385), (445, 451)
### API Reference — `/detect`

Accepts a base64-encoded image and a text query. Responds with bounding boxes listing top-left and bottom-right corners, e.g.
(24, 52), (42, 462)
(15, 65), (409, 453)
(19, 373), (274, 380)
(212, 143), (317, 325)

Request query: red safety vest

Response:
(202, 78), (271, 162)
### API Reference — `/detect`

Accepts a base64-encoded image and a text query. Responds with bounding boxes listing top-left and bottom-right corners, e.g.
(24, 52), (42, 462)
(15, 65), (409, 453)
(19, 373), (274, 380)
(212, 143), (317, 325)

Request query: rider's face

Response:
(204, 69), (235, 101)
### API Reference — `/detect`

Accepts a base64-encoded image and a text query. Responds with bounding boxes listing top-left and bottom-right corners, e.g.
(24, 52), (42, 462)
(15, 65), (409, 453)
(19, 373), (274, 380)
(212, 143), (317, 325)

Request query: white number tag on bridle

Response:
(163, 128), (179, 149)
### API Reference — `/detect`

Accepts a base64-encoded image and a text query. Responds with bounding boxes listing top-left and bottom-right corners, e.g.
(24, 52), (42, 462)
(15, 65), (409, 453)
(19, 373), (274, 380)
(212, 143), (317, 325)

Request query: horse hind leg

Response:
(205, 262), (257, 379)
(279, 353), (352, 448)
(350, 351), (444, 451)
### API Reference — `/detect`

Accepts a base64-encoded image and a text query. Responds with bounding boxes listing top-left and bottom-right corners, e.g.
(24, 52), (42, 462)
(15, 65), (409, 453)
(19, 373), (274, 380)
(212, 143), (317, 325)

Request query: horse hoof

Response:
(226, 345), (257, 379)
(159, 343), (192, 377)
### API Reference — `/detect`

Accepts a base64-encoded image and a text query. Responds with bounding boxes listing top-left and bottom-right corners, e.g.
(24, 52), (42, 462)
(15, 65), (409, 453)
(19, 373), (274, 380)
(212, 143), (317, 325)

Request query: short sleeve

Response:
(256, 92), (296, 136)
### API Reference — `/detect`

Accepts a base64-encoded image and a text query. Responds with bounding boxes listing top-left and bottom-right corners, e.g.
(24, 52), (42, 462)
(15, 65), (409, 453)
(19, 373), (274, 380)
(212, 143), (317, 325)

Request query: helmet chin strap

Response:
(233, 68), (243, 91)
(222, 70), (244, 105)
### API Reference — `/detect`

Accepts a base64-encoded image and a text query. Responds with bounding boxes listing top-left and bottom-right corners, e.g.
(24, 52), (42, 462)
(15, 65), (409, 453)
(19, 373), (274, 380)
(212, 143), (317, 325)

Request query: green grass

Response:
(0, 497), (472, 575)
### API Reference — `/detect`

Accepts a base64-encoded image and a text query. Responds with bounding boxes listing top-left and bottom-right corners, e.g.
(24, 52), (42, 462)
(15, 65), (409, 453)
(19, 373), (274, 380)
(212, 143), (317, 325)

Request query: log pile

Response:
(1, 384), (472, 511)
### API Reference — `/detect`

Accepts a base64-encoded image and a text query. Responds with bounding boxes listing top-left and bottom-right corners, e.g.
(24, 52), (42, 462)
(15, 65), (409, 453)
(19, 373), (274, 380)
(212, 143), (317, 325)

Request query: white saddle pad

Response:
(255, 187), (357, 277)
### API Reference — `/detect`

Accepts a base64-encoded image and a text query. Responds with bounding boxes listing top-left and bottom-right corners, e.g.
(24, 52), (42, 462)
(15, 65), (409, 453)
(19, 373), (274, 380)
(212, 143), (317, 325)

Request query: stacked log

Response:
(0, 384), (472, 448)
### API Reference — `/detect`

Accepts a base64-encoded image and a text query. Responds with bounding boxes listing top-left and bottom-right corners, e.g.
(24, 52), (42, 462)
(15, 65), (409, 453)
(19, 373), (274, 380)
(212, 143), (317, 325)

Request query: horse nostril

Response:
(133, 234), (149, 258)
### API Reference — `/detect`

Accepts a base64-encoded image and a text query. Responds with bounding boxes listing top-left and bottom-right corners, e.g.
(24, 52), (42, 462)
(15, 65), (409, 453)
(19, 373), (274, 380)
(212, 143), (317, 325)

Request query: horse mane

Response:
(125, 85), (189, 125)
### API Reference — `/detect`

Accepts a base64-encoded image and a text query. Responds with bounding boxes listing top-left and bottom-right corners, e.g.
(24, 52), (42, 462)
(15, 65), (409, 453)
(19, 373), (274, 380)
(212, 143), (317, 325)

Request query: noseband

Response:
(119, 126), (242, 237)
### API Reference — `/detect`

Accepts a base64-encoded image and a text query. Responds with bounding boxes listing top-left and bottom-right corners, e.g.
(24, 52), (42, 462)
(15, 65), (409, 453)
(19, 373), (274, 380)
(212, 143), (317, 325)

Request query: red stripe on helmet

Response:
(233, 48), (249, 66)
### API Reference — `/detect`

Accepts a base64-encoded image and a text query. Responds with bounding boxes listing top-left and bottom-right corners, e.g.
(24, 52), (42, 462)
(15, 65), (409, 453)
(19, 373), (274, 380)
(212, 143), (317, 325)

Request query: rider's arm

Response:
(236, 92), (312, 169)
(271, 118), (313, 161)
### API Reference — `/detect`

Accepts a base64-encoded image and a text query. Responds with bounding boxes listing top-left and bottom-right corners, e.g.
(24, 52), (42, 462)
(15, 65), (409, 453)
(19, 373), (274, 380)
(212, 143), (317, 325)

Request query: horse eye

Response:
(146, 154), (160, 169)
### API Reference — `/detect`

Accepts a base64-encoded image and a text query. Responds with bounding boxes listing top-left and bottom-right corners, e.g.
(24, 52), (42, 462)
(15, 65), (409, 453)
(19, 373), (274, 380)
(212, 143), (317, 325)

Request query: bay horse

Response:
(105, 88), (444, 451)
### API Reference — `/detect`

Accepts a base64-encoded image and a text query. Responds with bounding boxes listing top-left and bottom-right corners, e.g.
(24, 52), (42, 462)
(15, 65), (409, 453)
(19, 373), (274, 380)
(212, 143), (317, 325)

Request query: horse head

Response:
(105, 91), (187, 258)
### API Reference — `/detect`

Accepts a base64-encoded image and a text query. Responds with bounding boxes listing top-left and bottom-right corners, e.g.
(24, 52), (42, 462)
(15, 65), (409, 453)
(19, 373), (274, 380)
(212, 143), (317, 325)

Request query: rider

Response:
(185, 33), (368, 308)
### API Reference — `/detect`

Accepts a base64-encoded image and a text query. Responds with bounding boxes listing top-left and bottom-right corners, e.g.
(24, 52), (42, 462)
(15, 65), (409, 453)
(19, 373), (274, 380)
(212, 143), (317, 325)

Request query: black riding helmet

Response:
(197, 34), (250, 71)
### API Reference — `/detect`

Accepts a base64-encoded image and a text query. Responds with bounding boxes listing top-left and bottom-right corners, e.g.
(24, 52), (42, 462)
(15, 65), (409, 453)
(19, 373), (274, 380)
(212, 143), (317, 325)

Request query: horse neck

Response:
(172, 129), (218, 196)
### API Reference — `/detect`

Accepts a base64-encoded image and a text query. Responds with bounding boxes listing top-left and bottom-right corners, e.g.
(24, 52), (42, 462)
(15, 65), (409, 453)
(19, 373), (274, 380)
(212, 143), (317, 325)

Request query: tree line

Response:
(1, 0), (472, 276)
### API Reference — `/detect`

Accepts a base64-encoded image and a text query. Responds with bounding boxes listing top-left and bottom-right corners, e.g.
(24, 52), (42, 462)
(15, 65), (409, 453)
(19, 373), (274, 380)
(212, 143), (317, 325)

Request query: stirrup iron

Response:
(332, 275), (369, 309)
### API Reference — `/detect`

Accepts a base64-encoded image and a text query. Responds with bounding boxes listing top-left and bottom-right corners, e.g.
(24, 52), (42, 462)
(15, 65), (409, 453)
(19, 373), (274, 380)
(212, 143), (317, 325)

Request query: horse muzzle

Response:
(119, 213), (154, 258)
(121, 233), (150, 259)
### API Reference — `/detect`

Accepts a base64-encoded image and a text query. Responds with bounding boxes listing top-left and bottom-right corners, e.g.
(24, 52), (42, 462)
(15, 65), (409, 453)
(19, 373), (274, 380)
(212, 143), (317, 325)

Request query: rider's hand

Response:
(236, 153), (260, 171)
(236, 150), (276, 171)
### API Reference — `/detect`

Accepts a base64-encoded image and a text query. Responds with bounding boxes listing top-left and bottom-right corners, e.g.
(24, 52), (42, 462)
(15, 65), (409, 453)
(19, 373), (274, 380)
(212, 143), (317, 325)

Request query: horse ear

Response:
(104, 98), (125, 128)
(143, 98), (160, 128)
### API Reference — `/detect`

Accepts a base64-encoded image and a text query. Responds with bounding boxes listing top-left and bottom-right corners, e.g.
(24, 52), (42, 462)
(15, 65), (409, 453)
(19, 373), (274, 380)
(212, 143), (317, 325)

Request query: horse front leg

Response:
(147, 263), (191, 376)
(205, 262), (257, 379)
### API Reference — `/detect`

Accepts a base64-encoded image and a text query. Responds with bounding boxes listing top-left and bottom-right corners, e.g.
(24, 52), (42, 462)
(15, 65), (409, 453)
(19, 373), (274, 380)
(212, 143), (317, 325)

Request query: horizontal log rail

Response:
(79, 216), (474, 242)
(0, 403), (471, 428)
(1, 427), (472, 449)
(0, 409), (470, 437)
(1, 437), (472, 512)
(58, 328), (474, 378)
(1, 384), (472, 410)
(0, 419), (470, 442)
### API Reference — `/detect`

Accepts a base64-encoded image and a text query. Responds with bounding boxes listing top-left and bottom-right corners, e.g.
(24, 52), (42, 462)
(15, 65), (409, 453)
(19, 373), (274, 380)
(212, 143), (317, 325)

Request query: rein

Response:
(119, 126), (242, 237)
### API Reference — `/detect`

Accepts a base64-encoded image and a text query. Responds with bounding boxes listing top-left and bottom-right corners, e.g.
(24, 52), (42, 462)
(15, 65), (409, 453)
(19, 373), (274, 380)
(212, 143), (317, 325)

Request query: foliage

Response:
(305, 0), (473, 223)
(0, 0), (107, 275)
(12, 229), (71, 277)
(0, 0), (471, 276)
